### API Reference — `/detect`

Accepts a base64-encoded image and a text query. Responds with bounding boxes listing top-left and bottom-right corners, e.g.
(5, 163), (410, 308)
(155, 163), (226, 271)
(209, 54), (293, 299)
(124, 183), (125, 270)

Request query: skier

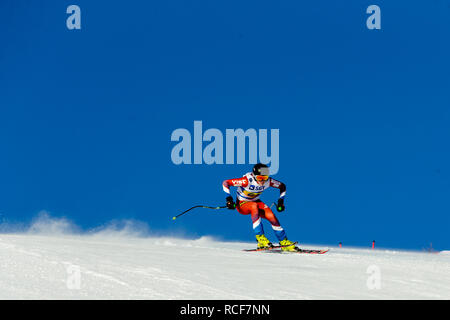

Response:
(222, 163), (299, 251)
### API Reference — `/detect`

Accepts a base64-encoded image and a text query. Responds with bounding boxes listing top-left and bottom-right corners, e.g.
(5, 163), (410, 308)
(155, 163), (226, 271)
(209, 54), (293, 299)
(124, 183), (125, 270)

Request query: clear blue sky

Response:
(1, 1), (449, 250)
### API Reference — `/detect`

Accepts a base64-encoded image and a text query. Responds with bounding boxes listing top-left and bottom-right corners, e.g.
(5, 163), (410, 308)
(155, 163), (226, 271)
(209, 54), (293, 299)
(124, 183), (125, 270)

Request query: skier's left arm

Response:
(270, 178), (286, 212)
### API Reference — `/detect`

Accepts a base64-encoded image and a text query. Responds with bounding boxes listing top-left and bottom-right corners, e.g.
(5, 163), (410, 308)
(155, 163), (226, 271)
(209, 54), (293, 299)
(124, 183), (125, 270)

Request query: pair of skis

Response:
(244, 242), (329, 254)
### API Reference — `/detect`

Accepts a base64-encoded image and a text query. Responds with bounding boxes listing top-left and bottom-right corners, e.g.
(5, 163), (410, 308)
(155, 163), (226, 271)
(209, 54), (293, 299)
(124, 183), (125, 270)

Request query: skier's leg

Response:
(258, 204), (298, 251)
(237, 201), (272, 248)
(257, 202), (287, 242)
(237, 201), (264, 236)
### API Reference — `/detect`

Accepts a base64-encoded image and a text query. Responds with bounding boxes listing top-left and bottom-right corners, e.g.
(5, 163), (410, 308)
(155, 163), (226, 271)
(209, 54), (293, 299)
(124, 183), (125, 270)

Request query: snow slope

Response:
(0, 233), (449, 299)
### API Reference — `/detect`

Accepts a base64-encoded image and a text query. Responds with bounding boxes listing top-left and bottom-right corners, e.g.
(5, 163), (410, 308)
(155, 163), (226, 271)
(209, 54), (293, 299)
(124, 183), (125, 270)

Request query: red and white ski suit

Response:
(222, 172), (287, 240)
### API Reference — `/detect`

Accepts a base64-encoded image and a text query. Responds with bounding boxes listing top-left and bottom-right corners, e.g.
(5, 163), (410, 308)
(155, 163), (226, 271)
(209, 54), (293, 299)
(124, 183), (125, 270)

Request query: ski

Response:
(244, 245), (329, 254)
(293, 248), (329, 254)
(243, 242), (298, 252)
(265, 248), (329, 254)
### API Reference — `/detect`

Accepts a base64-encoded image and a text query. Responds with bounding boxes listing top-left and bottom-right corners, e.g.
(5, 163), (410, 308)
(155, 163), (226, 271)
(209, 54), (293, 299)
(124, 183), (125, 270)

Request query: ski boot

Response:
(256, 234), (274, 249)
(279, 238), (299, 252)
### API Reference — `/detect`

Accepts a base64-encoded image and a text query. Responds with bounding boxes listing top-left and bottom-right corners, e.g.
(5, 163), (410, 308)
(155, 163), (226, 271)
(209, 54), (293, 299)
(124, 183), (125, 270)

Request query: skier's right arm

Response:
(222, 177), (248, 209)
(222, 177), (249, 194)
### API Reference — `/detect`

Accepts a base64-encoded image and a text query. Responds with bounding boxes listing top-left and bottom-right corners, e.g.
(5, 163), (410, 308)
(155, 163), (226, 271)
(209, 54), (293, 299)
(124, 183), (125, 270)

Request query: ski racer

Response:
(222, 163), (299, 252)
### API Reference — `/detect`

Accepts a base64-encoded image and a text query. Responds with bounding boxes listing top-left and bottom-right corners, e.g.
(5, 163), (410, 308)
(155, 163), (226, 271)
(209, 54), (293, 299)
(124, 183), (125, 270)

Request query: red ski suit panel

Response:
(236, 200), (281, 227)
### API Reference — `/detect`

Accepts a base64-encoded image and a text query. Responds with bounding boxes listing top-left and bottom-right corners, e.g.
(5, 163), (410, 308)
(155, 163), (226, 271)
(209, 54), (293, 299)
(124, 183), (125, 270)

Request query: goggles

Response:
(255, 175), (269, 182)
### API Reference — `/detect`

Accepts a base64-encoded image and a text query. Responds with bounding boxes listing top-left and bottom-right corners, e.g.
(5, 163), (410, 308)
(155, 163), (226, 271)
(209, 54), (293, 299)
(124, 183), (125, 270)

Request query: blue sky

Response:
(1, 1), (449, 250)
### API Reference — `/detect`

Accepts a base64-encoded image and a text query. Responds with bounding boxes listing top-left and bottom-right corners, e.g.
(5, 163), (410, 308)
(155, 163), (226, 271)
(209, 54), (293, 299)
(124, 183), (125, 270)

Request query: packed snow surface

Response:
(0, 234), (449, 299)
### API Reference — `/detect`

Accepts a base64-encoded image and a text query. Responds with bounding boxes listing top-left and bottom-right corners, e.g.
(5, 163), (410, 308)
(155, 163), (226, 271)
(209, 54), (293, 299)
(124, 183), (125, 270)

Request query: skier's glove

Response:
(226, 196), (236, 210)
(276, 198), (285, 212)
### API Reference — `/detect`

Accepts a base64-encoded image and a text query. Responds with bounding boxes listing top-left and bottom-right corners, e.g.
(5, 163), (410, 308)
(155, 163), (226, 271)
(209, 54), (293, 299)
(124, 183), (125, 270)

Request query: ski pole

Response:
(172, 205), (227, 221)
